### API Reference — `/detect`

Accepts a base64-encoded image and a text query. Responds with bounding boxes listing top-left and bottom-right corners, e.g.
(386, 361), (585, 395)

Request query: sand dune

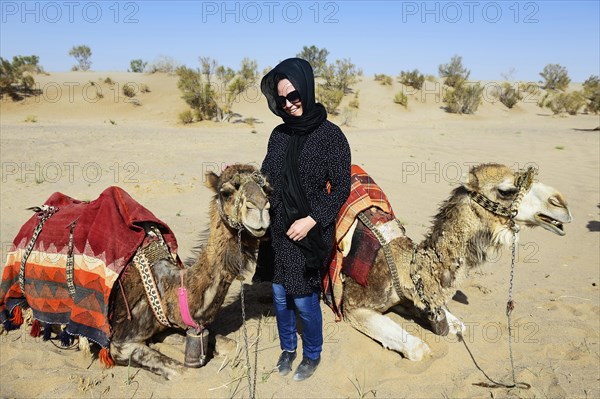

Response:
(1, 72), (598, 398)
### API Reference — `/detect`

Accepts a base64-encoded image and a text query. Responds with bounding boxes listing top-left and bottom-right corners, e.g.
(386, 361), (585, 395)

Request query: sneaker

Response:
(276, 350), (296, 376)
(293, 357), (320, 381)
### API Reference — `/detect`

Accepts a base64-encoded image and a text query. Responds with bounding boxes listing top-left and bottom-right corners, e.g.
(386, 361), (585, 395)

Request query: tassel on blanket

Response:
(10, 306), (23, 326)
(1, 310), (17, 331)
(30, 319), (41, 337)
(99, 347), (115, 368)
(59, 329), (74, 347)
(43, 323), (52, 341)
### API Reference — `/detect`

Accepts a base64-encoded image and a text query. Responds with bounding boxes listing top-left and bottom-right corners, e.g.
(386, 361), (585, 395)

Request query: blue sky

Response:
(1, 0), (598, 81)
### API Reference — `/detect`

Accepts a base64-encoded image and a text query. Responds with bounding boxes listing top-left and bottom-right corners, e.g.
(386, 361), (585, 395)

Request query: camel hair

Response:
(341, 163), (572, 361)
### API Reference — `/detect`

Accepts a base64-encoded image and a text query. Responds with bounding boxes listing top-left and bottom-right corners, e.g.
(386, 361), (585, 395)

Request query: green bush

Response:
(317, 58), (359, 114)
(296, 45), (329, 77)
(393, 91), (408, 107)
(374, 74), (393, 85)
(439, 55), (470, 88)
(177, 58), (258, 122)
(129, 59), (147, 73)
(499, 83), (523, 109)
(539, 64), (571, 91)
(399, 69), (425, 89)
(582, 75), (600, 114)
(321, 58), (359, 94)
(0, 56), (39, 99)
(69, 45), (92, 71)
(443, 83), (483, 114)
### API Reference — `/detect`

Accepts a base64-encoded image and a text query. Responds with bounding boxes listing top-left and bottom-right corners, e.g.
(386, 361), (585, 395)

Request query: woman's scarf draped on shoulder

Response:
(260, 57), (327, 135)
(261, 58), (329, 273)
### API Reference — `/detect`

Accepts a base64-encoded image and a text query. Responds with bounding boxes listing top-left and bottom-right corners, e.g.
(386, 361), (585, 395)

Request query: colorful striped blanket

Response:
(323, 165), (396, 320)
(0, 186), (178, 348)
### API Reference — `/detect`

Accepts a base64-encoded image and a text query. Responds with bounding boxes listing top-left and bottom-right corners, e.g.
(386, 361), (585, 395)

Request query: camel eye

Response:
(498, 188), (518, 198)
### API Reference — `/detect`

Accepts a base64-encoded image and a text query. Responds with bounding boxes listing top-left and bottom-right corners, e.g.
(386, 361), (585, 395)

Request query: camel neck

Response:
(182, 201), (256, 326)
(419, 188), (496, 270)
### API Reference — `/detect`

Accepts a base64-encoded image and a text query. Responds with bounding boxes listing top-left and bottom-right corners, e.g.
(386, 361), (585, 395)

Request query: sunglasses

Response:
(276, 90), (301, 108)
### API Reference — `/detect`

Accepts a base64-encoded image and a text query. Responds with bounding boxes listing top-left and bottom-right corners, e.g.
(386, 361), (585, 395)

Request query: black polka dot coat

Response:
(261, 120), (351, 296)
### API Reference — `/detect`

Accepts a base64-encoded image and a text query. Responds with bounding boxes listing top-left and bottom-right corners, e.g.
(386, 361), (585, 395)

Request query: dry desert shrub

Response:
(122, 83), (137, 98)
(499, 83), (523, 109)
(439, 55), (470, 88)
(443, 83), (484, 114)
(583, 75), (600, 114)
(374, 74), (393, 85)
(393, 91), (408, 107)
(179, 110), (194, 124)
(398, 69), (425, 89)
(539, 64), (571, 91)
(540, 91), (587, 115)
(0, 55), (39, 99)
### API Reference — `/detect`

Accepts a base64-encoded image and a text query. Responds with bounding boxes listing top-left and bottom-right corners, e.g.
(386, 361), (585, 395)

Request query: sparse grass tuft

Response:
(348, 370), (377, 398)
(374, 74), (392, 86)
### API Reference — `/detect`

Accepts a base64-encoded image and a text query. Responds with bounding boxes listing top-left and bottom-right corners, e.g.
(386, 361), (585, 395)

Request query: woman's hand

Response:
(286, 216), (317, 241)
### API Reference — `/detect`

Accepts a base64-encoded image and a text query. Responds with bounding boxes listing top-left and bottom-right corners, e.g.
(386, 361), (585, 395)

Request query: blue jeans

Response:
(272, 283), (322, 360)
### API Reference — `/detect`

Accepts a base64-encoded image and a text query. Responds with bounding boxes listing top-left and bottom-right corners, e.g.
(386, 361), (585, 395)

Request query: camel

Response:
(340, 163), (572, 361)
(108, 164), (271, 379)
(1, 164), (271, 380)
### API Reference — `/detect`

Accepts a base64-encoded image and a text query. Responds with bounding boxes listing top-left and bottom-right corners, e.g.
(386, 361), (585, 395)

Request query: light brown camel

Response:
(105, 164), (271, 379)
(1, 164), (270, 379)
(341, 163), (572, 361)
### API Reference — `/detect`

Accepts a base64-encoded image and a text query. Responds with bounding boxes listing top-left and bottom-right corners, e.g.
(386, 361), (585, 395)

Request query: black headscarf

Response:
(261, 58), (328, 273)
(260, 58), (327, 135)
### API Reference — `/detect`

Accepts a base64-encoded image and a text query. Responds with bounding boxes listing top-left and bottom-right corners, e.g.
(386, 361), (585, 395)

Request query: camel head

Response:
(465, 163), (572, 240)
(206, 164), (271, 237)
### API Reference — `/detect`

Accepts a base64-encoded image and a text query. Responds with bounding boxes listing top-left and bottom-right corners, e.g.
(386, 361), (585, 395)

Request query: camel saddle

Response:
(0, 186), (178, 348)
(324, 165), (404, 320)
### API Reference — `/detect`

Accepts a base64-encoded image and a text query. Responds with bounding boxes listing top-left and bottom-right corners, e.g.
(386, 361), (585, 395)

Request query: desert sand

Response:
(0, 72), (598, 398)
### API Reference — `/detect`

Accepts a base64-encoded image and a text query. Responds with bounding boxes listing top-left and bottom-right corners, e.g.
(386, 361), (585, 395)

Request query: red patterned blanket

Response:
(0, 186), (178, 348)
(323, 165), (396, 320)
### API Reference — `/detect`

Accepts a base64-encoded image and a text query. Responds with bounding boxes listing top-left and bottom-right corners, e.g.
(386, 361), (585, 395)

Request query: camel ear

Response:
(464, 169), (479, 191)
(205, 172), (220, 192)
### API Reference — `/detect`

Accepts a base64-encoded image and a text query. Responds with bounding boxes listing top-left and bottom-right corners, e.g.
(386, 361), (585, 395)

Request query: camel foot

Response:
(402, 335), (431, 361)
(443, 308), (465, 335)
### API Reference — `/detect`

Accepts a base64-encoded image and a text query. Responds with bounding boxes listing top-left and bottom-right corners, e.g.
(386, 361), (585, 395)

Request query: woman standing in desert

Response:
(259, 57), (351, 381)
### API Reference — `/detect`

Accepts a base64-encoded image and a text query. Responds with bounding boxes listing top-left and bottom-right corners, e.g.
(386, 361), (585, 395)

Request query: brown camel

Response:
(105, 164), (271, 379)
(341, 163), (572, 361)
(0, 164), (270, 379)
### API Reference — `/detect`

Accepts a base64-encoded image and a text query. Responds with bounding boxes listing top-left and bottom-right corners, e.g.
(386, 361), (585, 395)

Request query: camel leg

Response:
(110, 341), (184, 380)
(443, 308), (465, 335)
(345, 307), (431, 361)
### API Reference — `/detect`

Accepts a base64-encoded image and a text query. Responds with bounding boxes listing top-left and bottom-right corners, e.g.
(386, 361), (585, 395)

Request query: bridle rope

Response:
(461, 166), (537, 390)
(218, 171), (267, 399)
